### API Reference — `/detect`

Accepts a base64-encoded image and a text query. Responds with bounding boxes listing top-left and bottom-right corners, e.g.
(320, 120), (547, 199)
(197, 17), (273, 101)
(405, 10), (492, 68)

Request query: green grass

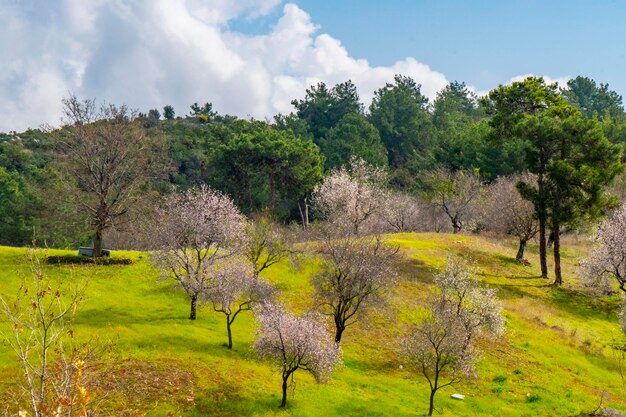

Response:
(0, 233), (625, 416)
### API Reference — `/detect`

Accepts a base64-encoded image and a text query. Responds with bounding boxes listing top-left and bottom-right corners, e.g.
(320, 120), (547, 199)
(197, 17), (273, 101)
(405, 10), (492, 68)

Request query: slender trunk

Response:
(553, 223), (562, 286)
(537, 171), (548, 279)
(516, 239), (527, 262)
(93, 223), (104, 258)
(304, 197), (309, 230)
(452, 219), (461, 234)
(428, 389), (436, 416)
(334, 323), (345, 344)
(226, 316), (233, 349)
(547, 230), (555, 248)
(539, 217), (548, 278)
(189, 294), (197, 320)
(298, 202), (305, 231)
(280, 372), (290, 408)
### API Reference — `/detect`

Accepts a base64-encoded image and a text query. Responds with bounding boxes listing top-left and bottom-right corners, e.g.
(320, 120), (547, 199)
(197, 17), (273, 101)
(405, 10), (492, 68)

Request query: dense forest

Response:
(1, 75), (625, 251)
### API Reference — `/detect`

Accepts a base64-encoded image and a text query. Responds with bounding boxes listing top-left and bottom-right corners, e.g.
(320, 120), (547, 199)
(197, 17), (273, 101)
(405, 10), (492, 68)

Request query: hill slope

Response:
(0, 233), (624, 416)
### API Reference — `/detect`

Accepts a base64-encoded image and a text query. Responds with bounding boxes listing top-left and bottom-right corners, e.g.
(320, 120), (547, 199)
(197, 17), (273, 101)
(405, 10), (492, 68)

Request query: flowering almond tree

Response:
(487, 173), (539, 263)
(402, 256), (505, 416)
(205, 258), (275, 349)
(150, 186), (247, 320)
(312, 157), (387, 235)
(581, 204), (626, 294)
(381, 192), (422, 232)
(254, 302), (341, 408)
(313, 233), (398, 343)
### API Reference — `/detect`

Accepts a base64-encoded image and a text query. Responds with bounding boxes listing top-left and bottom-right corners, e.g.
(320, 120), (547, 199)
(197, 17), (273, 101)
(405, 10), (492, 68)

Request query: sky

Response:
(0, 0), (624, 132)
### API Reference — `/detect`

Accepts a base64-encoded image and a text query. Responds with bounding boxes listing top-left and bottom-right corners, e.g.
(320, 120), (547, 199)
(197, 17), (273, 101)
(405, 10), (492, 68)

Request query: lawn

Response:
(0, 233), (624, 416)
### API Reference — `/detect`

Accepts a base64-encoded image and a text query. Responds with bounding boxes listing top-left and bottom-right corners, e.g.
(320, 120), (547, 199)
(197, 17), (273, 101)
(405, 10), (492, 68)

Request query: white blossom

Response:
(254, 302), (341, 407)
(312, 157), (387, 235)
(149, 186), (247, 319)
(580, 204), (626, 294)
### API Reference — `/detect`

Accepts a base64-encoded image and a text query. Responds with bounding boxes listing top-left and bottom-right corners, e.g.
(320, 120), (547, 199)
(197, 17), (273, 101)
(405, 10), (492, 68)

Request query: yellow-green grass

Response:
(0, 233), (624, 416)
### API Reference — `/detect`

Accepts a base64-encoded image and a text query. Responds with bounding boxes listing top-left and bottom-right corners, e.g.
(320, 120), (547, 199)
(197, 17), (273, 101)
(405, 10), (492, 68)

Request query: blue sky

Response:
(0, 0), (624, 132)
(235, 0), (626, 96)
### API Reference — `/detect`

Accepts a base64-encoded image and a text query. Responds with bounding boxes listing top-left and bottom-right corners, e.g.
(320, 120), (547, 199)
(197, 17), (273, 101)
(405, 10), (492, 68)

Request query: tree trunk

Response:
(93, 223), (104, 258)
(226, 316), (233, 349)
(539, 216), (548, 278)
(537, 172), (548, 279)
(280, 373), (290, 408)
(298, 198), (310, 231)
(516, 239), (527, 262)
(553, 223), (562, 286)
(428, 389), (436, 416)
(298, 202), (306, 231)
(189, 294), (198, 320)
(334, 324), (345, 344)
(452, 219), (461, 234)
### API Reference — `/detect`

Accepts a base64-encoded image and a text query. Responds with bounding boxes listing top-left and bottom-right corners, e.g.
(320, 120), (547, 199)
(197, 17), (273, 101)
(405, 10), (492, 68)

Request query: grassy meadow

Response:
(0, 233), (624, 416)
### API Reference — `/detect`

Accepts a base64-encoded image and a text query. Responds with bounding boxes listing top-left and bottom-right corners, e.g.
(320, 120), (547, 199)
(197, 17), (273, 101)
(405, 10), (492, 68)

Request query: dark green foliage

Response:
(45, 254), (133, 265)
(189, 102), (217, 119)
(432, 81), (483, 130)
(369, 75), (434, 169)
(292, 80), (362, 141)
(562, 76), (624, 120)
(163, 105), (175, 120)
(211, 123), (324, 218)
(0, 167), (35, 245)
(320, 112), (387, 170)
(486, 76), (622, 284)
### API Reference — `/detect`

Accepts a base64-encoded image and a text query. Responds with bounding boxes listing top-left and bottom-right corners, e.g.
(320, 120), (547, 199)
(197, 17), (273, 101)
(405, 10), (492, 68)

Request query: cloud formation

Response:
(0, 1), (568, 132)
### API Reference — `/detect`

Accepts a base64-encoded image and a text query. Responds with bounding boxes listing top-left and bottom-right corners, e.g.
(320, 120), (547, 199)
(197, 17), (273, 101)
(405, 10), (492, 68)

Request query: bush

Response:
(45, 255), (133, 266)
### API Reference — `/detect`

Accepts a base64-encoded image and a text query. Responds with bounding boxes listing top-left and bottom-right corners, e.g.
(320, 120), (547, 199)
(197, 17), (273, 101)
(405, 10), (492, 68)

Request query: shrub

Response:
(45, 255), (133, 266)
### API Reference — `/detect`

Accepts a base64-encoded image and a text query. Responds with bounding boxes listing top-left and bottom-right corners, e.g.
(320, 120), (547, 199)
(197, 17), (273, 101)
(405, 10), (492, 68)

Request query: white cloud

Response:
(473, 74), (571, 97)
(0, 1), (568, 132)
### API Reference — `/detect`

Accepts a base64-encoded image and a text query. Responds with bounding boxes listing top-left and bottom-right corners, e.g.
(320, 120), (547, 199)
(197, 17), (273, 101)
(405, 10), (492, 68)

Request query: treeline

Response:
(1, 75), (625, 250)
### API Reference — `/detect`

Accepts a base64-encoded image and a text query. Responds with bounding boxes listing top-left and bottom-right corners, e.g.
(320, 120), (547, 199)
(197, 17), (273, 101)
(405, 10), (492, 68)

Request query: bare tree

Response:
(312, 157), (387, 235)
(581, 204), (626, 294)
(150, 186), (247, 320)
(205, 258), (275, 349)
(423, 169), (485, 234)
(487, 173), (539, 262)
(402, 256), (504, 416)
(245, 214), (293, 279)
(313, 232), (398, 343)
(0, 251), (93, 417)
(56, 95), (163, 257)
(382, 192), (422, 232)
(253, 302), (341, 408)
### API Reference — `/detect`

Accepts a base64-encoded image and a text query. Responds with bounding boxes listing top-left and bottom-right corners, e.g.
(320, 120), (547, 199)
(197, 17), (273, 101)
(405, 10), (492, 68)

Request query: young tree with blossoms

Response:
(253, 302), (341, 408)
(423, 169), (485, 234)
(149, 186), (247, 320)
(206, 257), (275, 349)
(402, 256), (505, 416)
(244, 214), (293, 280)
(313, 233), (398, 343)
(312, 156), (387, 235)
(581, 204), (626, 294)
(382, 192), (422, 232)
(487, 173), (539, 263)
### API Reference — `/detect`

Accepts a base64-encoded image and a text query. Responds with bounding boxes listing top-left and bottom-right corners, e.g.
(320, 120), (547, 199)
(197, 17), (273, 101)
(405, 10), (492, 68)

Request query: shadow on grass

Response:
(487, 281), (552, 300)
(396, 256), (438, 284)
(549, 287), (620, 321)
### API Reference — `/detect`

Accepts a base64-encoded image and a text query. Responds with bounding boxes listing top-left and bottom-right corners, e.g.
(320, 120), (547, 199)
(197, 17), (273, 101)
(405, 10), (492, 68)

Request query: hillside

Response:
(0, 233), (624, 416)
